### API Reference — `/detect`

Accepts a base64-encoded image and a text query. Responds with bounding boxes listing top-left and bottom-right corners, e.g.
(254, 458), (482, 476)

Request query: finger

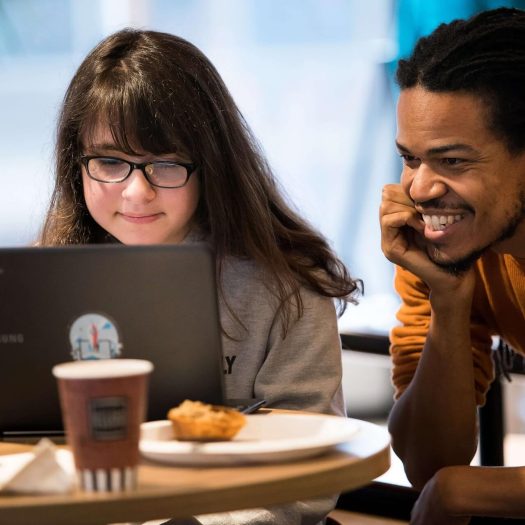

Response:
(380, 189), (423, 233)
(381, 222), (434, 274)
(380, 209), (424, 235)
(381, 212), (424, 262)
(382, 183), (413, 207)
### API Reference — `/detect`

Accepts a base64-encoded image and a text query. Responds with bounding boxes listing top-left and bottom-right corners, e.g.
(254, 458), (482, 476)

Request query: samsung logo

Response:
(0, 334), (24, 344)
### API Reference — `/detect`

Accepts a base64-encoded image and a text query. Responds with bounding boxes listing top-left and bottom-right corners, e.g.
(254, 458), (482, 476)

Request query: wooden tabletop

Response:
(0, 411), (390, 525)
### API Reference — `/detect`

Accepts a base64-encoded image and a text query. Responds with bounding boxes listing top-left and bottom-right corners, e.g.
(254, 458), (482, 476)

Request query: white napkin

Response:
(0, 438), (75, 494)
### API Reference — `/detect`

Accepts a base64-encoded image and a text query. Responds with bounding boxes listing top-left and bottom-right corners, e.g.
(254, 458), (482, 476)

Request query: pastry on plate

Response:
(167, 400), (246, 441)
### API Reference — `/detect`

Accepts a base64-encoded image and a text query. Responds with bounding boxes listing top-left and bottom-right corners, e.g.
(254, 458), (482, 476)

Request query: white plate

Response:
(139, 413), (360, 466)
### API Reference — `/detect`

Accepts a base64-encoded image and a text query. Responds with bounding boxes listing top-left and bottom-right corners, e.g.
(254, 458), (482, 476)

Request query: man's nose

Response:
(121, 168), (156, 202)
(403, 164), (447, 203)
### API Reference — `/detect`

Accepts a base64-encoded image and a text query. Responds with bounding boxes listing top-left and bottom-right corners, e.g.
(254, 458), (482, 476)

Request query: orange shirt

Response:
(390, 250), (525, 406)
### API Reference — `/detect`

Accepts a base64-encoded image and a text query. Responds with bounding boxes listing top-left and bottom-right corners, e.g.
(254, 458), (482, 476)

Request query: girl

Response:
(39, 28), (361, 525)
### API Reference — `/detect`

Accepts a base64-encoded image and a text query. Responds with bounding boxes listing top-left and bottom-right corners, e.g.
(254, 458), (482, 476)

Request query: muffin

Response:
(167, 400), (246, 441)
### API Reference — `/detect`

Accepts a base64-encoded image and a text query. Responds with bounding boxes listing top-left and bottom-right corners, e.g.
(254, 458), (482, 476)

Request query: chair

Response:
(479, 339), (525, 466)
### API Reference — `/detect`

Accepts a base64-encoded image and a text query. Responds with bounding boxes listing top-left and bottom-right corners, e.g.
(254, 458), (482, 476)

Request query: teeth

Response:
(422, 214), (464, 231)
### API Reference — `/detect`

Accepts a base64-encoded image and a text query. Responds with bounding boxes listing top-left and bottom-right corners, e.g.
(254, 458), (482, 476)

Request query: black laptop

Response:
(0, 243), (226, 438)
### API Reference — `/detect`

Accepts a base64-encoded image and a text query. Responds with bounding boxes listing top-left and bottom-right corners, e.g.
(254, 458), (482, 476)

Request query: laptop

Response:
(0, 243), (226, 438)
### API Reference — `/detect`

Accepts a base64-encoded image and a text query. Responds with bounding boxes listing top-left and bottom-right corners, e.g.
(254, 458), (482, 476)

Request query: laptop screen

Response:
(0, 243), (225, 437)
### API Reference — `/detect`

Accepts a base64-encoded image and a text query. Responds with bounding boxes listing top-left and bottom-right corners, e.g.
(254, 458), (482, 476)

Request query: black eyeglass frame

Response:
(80, 155), (197, 189)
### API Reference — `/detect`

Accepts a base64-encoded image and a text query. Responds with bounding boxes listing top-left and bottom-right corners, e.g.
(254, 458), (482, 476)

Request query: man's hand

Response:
(410, 468), (469, 525)
(380, 183), (425, 266)
(410, 465), (525, 524)
(380, 183), (474, 295)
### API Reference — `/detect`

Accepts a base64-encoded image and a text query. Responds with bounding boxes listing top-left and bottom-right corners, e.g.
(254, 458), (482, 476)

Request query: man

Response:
(380, 7), (525, 524)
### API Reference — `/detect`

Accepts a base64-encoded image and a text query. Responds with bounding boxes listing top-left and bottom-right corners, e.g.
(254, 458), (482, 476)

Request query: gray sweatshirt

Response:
(218, 256), (345, 417)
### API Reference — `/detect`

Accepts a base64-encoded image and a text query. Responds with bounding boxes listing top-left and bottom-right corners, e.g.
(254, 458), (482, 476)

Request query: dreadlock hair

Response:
(396, 7), (525, 154)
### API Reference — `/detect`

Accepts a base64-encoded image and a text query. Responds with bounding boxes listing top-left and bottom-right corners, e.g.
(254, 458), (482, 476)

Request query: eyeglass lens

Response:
(87, 157), (189, 188)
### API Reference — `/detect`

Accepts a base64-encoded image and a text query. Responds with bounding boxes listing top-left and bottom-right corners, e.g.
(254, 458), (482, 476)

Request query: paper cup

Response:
(52, 359), (153, 492)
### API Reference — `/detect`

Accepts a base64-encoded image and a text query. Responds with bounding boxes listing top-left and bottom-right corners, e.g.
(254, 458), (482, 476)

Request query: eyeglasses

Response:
(80, 156), (196, 189)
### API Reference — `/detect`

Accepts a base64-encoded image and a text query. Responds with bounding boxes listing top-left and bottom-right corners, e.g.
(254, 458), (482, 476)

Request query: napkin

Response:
(0, 438), (75, 494)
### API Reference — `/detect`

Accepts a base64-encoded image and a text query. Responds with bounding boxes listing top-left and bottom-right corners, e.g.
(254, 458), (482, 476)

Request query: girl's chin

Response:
(112, 234), (162, 246)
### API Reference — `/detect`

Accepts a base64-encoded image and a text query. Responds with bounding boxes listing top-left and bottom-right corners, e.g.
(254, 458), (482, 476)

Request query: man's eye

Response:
(442, 158), (464, 166)
(399, 154), (419, 166)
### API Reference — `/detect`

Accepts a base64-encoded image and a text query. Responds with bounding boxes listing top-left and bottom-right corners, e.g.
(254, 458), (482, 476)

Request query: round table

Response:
(0, 411), (390, 525)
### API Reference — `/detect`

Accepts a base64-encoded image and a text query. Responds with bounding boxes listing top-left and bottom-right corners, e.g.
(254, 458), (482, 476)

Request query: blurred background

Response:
(1, 0), (525, 484)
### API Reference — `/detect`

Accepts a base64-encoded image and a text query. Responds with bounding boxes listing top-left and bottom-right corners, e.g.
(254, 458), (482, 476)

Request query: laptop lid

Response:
(0, 243), (225, 437)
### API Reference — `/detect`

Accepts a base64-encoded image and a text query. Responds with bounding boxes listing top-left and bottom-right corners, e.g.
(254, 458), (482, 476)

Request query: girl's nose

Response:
(402, 164), (447, 203)
(121, 169), (156, 202)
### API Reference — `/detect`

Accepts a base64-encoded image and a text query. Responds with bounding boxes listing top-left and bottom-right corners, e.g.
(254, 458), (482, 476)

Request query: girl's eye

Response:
(100, 158), (125, 166)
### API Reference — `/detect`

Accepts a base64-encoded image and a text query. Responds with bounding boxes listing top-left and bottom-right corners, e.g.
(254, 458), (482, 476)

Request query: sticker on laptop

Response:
(69, 313), (122, 360)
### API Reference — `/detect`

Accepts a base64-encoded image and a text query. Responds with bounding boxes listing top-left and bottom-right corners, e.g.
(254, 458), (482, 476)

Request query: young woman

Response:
(39, 28), (361, 525)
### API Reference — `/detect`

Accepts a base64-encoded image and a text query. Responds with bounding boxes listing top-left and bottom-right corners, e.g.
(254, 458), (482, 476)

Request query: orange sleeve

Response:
(390, 266), (495, 406)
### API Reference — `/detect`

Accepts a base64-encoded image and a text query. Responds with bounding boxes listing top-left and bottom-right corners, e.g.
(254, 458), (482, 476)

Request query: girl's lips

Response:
(119, 213), (163, 224)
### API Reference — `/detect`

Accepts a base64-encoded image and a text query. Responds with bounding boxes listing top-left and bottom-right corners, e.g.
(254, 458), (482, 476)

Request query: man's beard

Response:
(428, 245), (485, 276)
(425, 191), (525, 277)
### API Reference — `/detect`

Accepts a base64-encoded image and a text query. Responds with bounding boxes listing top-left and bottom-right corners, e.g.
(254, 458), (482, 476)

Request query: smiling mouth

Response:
(422, 214), (464, 231)
(119, 212), (162, 223)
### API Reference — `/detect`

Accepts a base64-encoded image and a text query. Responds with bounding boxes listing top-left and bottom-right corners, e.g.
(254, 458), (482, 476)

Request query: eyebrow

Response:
(395, 141), (478, 155)
(85, 143), (189, 163)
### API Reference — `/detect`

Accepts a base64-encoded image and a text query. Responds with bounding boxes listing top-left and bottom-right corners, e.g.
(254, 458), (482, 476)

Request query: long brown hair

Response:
(39, 28), (361, 332)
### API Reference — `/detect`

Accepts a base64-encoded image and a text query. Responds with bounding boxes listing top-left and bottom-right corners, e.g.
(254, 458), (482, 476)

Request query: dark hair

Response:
(39, 28), (361, 332)
(396, 7), (525, 153)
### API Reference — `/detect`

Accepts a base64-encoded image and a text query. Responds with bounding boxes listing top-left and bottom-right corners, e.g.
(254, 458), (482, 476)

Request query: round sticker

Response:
(69, 313), (122, 360)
